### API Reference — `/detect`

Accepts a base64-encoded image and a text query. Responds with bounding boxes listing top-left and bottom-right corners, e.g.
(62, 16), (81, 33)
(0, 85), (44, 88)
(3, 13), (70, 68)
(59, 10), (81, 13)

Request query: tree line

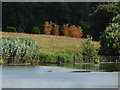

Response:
(2, 2), (120, 40)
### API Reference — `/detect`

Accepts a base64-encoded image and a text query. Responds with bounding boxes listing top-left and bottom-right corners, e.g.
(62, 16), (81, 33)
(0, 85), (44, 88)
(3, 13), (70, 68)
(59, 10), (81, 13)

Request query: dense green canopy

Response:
(2, 2), (120, 40)
(100, 14), (120, 56)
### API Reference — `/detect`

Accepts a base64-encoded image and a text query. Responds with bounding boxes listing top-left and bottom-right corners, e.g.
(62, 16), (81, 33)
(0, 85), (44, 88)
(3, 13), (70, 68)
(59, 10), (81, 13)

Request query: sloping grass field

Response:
(2, 32), (100, 54)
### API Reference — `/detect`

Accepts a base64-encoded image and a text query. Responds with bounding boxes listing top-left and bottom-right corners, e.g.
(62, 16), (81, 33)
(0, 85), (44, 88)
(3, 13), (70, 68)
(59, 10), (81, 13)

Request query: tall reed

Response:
(2, 37), (38, 64)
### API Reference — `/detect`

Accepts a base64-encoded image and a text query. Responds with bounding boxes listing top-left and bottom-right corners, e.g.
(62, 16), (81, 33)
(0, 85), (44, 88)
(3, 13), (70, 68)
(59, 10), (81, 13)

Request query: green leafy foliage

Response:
(89, 2), (120, 40)
(6, 27), (16, 32)
(100, 14), (120, 56)
(32, 27), (40, 34)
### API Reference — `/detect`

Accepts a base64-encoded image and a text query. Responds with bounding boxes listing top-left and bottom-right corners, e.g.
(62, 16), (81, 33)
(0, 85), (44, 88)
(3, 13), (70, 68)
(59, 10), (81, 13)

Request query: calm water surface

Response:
(2, 62), (119, 88)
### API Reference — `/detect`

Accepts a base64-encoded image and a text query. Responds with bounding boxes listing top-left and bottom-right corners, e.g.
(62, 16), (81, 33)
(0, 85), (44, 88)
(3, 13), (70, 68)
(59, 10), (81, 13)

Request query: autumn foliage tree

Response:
(62, 24), (83, 38)
(77, 26), (83, 38)
(44, 21), (83, 38)
(44, 21), (53, 35)
(52, 24), (59, 35)
(69, 25), (78, 37)
(62, 24), (69, 36)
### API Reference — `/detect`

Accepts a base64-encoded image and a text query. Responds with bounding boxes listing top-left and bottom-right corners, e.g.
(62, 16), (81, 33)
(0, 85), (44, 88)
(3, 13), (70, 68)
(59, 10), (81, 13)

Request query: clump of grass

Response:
(32, 50), (77, 64)
(2, 37), (38, 64)
(56, 50), (74, 63)
(31, 52), (57, 64)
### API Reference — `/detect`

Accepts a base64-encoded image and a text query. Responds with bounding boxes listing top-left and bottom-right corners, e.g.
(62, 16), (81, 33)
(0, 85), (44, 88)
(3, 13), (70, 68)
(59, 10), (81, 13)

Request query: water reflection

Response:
(99, 62), (120, 72)
(41, 62), (120, 72)
(2, 63), (118, 88)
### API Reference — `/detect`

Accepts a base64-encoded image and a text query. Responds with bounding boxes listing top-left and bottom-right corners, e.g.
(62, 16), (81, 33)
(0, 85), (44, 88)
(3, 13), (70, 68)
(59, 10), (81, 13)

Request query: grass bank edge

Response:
(1, 37), (100, 65)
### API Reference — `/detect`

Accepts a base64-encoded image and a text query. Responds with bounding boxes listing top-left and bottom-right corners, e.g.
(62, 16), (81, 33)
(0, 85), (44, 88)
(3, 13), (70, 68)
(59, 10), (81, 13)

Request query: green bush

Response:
(17, 26), (24, 33)
(2, 37), (37, 64)
(6, 27), (16, 32)
(32, 27), (40, 34)
(100, 14), (120, 56)
(82, 35), (98, 57)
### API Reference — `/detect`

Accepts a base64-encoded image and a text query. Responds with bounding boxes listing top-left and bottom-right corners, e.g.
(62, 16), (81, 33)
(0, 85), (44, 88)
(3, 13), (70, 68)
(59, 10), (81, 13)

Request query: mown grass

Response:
(2, 32), (100, 54)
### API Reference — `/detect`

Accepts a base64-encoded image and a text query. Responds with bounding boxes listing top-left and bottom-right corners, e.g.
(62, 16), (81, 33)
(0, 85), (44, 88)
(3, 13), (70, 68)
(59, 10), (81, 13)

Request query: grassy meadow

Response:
(2, 32), (100, 54)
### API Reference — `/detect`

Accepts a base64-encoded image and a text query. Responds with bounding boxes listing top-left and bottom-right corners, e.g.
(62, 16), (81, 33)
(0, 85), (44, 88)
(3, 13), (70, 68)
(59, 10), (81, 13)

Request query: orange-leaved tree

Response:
(52, 24), (59, 35)
(68, 25), (78, 37)
(77, 26), (83, 38)
(63, 24), (83, 38)
(44, 21), (53, 35)
(62, 24), (69, 36)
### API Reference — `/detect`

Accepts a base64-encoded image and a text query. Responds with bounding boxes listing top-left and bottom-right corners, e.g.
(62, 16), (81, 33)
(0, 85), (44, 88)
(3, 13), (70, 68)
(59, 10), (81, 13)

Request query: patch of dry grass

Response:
(2, 32), (100, 53)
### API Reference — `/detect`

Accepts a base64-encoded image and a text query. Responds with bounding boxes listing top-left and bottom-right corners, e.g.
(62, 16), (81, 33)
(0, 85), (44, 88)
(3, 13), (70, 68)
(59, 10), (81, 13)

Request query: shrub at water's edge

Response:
(2, 37), (39, 64)
(81, 35), (100, 64)
(82, 35), (99, 57)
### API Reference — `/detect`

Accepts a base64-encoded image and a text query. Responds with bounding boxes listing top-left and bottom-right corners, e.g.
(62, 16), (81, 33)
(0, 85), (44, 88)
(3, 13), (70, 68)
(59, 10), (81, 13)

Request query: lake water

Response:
(2, 62), (120, 88)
